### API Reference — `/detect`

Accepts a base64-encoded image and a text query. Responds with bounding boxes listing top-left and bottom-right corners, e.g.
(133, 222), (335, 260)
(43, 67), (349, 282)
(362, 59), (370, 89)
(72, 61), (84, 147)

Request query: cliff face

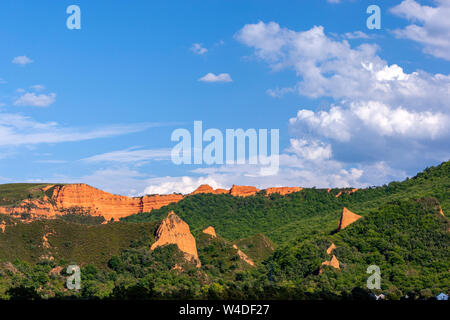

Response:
(0, 183), (308, 221)
(265, 187), (303, 196)
(230, 185), (260, 197)
(150, 211), (201, 267)
(0, 184), (184, 221)
(338, 207), (362, 230)
(190, 185), (229, 195)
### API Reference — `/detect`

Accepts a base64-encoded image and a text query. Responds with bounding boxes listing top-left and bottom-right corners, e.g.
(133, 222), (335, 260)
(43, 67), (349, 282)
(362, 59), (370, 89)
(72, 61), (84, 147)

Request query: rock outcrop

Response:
(230, 185), (260, 197)
(0, 183), (310, 221)
(190, 184), (229, 195)
(202, 226), (217, 238)
(335, 188), (358, 198)
(150, 211), (201, 267)
(232, 244), (255, 266)
(326, 243), (337, 255)
(320, 255), (340, 273)
(265, 187), (303, 196)
(0, 184), (184, 221)
(338, 207), (362, 230)
(190, 184), (215, 195)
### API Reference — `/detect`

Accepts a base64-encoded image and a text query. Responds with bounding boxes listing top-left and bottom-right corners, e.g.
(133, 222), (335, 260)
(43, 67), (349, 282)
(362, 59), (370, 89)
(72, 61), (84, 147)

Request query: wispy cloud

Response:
(30, 84), (45, 91)
(198, 73), (232, 83)
(12, 55), (33, 66)
(342, 31), (371, 39)
(82, 147), (172, 163)
(0, 112), (165, 147)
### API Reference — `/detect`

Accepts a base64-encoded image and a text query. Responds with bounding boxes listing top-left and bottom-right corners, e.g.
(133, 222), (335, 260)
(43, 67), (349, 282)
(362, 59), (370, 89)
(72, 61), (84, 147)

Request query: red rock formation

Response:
(190, 184), (215, 195)
(438, 205), (445, 217)
(320, 255), (340, 273)
(265, 187), (303, 196)
(190, 184), (230, 195)
(0, 183), (316, 221)
(202, 226), (217, 238)
(338, 207), (362, 230)
(232, 244), (255, 266)
(230, 185), (260, 197)
(214, 189), (229, 194)
(150, 211), (201, 267)
(335, 188), (359, 198)
(0, 184), (184, 221)
(326, 243), (337, 255)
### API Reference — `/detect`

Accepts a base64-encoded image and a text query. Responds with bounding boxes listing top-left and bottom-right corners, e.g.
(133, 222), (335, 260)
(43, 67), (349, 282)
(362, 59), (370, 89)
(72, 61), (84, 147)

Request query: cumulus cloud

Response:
(14, 92), (56, 107)
(191, 43), (208, 55)
(236, 22), (450, 110)
(236, 21), (449, 179)
(391, 0), (450, 60)
(12, 55), (33, 65)
(198, 73), (233, 83)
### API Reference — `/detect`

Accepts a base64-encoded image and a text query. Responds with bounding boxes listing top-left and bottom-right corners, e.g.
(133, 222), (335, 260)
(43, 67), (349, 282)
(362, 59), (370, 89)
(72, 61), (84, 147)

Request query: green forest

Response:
(0, 161), (448, 300)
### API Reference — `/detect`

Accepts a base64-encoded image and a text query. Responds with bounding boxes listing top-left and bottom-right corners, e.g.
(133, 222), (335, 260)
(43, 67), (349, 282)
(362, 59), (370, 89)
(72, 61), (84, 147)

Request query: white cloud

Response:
(82, 147), (171, 163)
(287, 139), (332, 161)
(198, 73), (233, 83)
(267, 87), (295, 98)
(14, 92), (56, 107)
(12, 55), (33, 66)
(144, 176), (224, 195)
(236, 22), (450, 111)
(190, 43), (208, 55)
(343, 31), (370, 39)
(0, 112), (163, 147)
(391, 0), (450, 60)
(236, 21), (450, 180)
(0, 78), (7, 84)
(30, 84), (45, 91)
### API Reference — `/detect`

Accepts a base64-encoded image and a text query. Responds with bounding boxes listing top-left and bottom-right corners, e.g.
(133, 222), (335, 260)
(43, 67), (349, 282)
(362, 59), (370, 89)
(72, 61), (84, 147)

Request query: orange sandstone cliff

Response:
(230, 185), (260, 197)
(0, 183), (310, 221)
(150, 211), (201, 267)
(338, 207), (362, 230)
(265, 187), (303, 196)
(0, 184), (183, 221)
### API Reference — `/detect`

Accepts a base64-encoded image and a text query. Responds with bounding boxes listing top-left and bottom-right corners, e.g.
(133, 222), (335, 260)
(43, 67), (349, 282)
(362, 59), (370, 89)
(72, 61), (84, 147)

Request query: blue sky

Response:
(0, 0), (449, 195)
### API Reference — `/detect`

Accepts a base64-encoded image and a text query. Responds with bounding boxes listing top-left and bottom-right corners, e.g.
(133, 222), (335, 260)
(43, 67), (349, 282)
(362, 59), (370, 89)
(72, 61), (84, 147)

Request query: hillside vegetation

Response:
(0, 161), (448, 299)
